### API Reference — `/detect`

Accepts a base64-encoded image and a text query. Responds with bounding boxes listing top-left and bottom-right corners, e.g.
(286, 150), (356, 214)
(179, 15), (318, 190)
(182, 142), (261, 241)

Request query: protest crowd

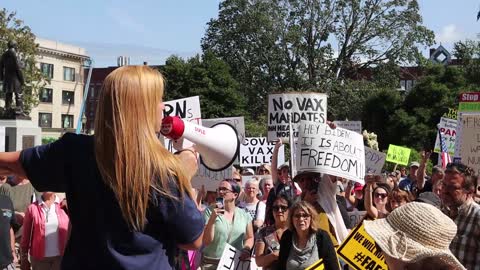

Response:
(0, 65), (479, 270)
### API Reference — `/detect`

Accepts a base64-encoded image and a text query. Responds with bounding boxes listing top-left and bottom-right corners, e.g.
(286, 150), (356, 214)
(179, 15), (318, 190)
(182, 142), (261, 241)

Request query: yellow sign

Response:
(305, 258), (325, 270)
(385, 144), (410, 166)
(337, 222), (388, 270)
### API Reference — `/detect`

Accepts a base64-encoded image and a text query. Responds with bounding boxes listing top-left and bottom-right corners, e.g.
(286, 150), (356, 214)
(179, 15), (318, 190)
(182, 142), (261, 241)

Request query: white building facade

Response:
(31, 38), (89, 139)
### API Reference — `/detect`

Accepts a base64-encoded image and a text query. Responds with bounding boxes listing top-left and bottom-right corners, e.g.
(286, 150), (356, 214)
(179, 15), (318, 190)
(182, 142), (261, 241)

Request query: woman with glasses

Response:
(254, 194), (291, 270)
(278, 201), (339, 270)
(364, 177), (391, 219)
(202, 179), (254, 270)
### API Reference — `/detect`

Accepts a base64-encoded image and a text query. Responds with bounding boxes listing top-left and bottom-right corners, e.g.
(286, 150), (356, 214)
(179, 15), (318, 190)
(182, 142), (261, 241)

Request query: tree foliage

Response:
(363, 63), (479, 152)
(0, 9), (47, 114)
(202, 0), (434, 123)
(160, 51), (245, 119)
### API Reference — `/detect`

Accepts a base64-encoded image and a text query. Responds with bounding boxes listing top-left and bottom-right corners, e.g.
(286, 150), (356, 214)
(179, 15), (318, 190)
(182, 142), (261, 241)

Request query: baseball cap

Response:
(278, 162), (290, 170)
(415, 192), (442, 209)
(241, 168), (255, 176)
(354, 182), (364, 191)
(292, 170), (320, 182)
(409, 161), (420, 168)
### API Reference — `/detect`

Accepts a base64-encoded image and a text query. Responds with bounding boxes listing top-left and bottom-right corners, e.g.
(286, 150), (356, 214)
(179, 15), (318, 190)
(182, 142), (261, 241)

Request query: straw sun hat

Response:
(363, 202), (465, 270)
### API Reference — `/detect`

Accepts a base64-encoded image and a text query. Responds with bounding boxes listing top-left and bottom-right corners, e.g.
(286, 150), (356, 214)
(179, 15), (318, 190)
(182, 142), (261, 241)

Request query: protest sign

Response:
(337, 222), (388, 270)
(296, 122), (365, 184)
(305, 259), (325, 270)
(334, 121), (362, 134)
(458, 114), (480, 176)
(192, 165), (233, 192)
(162, 96), (201, 151)
(455, 93), (480, 160)
(203, 117), (246, 144)
(267, 92), (327, 141)
(442, 108), (458, 120)
(458, 92), (480, 112)
(240, 137), (285, 167)
(347, 210), (367, 228)
(385, 145), (410, 166)
(217, 243), (258, 270)
(364, 147), (386, 174)
(434, 117), (457, 155)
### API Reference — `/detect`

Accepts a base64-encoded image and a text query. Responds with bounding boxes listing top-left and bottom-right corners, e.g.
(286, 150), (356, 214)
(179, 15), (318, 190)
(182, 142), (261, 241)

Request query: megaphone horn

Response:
(161, 116), (240, 171)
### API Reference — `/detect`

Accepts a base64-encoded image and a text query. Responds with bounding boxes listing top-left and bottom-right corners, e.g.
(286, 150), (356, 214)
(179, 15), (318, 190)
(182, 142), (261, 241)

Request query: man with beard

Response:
(441, 163), (480, 269)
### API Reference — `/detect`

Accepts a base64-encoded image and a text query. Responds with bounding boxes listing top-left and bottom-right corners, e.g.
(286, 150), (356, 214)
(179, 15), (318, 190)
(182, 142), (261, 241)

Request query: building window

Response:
(62, 91), (74, 105)
(63, 67), (75, 81)
(39, 88), (53, 103)
(62, 114), (74, 129)
(40, 63), (54, 79)
(38, 113), (52, 128)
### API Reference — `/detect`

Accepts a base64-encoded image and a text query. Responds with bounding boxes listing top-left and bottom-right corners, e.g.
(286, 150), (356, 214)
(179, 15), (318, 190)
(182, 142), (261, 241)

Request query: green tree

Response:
(160, 52), (246, 119)
(362, 88), (403, 149)
(364, 63), (478, 152)
(453, 39), (480, 84)
(0, 9), (47, 115)
(202, 0), (434, 123)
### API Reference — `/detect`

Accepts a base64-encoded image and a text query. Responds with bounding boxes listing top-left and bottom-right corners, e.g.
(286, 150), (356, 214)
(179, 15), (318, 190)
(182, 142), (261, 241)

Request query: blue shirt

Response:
(20, 133), (204, 270)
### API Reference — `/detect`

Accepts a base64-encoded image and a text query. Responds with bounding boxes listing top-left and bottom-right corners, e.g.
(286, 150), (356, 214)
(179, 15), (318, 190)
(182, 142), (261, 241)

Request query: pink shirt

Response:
(21, 199), (69, 260)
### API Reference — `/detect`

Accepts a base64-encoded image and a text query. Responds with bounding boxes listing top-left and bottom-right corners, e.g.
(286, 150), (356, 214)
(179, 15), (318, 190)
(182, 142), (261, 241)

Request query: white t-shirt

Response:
(244, 201), (266, 221)
(39, 197), (60, 257)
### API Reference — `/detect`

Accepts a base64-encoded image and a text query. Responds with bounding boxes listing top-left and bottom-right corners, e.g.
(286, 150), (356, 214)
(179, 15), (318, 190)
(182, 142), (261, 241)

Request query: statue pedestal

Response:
(0, 119), (41, 151)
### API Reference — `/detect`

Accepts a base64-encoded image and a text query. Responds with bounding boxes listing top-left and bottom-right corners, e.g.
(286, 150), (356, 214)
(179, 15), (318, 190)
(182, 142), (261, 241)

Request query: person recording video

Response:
(0, 66), (204, 270)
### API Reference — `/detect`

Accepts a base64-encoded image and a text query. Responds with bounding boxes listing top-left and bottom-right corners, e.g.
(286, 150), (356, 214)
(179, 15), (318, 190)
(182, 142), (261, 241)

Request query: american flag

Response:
(438, 127), (452, 169)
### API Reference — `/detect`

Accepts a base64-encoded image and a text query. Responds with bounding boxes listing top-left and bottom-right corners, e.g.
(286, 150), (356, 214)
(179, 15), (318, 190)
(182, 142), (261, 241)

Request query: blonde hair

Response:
(94, 65), (192, 231)
(288, 201), (319, 234)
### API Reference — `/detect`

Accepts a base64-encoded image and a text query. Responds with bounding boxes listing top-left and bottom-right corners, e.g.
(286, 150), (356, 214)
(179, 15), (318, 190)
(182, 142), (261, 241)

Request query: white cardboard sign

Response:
(434, 117), (457, 155)
(267, 92), (327, 141)
(240, 137), (285, 167)
(334, 121), (362, 134)
(458, 114), (480, 176)
(296, 122), (365, 184)
(192, 165), (233, 192)
(364, 147), (386, 174)
(217, 243), (258, 270)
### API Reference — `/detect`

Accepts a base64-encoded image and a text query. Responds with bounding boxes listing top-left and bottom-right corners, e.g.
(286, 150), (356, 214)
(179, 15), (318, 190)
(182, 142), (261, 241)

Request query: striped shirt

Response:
(450, 200), (480, 270)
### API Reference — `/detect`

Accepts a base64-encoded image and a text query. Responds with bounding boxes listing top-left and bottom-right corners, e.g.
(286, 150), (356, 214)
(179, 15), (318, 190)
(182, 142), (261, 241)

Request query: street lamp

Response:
(81, 114), (87, 133)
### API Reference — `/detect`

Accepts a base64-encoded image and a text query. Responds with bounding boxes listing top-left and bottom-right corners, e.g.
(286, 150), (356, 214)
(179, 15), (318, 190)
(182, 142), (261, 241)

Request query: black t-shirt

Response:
(20, 133), (204, 270)
(0, 195), (16, 268)
(417, 180), (433, 195)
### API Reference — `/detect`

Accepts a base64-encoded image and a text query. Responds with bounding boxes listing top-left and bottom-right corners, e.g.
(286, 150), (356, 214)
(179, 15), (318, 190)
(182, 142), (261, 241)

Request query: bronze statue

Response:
(0, 40), (25, 115)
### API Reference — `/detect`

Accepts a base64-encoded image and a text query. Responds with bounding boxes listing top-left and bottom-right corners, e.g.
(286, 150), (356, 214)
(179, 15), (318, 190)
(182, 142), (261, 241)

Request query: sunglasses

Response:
(446, 163), (474, 176)
(258, 168), (269, 173)
(217, 187), (233, 193)
(293, 213), (311, 219)
(272, 205), (288, 212)
(374, 193), (388, 199)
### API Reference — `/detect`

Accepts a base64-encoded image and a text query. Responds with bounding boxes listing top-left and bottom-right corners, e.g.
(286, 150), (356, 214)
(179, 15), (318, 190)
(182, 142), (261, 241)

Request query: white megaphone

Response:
(161, 116), (240, 171)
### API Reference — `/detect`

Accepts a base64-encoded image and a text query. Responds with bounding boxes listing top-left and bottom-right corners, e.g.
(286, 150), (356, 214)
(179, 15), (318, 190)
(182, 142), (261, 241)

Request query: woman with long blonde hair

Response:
(0, 66), (204, 270)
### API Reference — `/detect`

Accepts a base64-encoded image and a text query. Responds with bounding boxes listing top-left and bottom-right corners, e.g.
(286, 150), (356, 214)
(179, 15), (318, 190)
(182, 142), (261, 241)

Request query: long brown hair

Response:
(94, 65), (192, 231)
